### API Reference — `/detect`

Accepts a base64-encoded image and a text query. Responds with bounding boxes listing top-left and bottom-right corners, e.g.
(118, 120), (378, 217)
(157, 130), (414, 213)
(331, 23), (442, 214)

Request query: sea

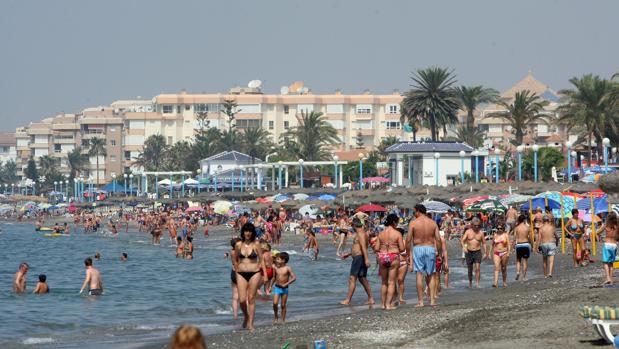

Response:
(0, 221), (514, 348)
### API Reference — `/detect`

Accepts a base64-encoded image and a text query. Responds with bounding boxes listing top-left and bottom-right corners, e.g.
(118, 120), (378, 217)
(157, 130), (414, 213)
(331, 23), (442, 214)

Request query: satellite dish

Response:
(300, 87), (309, 94)
(280, 86), (289, 95)
(248, 80), (262, 89)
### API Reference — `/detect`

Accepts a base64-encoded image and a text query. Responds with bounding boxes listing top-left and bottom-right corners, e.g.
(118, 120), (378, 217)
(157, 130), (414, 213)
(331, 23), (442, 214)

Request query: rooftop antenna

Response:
(248, 80), (262, 89)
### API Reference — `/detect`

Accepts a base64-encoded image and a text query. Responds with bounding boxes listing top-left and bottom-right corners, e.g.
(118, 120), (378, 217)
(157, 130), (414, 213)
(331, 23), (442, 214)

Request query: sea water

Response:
(0, 222), (507, 348)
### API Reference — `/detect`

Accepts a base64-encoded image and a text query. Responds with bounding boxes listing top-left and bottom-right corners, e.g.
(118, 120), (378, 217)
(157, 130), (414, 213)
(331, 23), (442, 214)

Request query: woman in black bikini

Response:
(234, 223), (267, 330)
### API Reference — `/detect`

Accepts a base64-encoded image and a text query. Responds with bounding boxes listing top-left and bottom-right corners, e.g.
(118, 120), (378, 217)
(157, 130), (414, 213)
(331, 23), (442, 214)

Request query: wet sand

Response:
(140, 236), (617, 349)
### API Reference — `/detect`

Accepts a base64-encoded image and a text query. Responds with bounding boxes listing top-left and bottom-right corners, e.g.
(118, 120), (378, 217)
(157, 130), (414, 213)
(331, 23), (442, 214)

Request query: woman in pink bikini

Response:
(490, 222), (511, 288)
(375, 214), (404, 310)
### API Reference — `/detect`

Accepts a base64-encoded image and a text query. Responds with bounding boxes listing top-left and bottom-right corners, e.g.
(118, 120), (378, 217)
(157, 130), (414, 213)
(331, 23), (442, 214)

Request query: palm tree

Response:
(134, 134), (167, 171)
(240, 127), (274, 161)
(454, 125), (486, 148)
(285, 111), (339, 160)
(217, 129), (241, 153)
(164, 141), (193, 171)
(191, 127), (221, 161)
(454, 85), (499, 130)
(376, 136), (399, 161)
(401, 67), (460, 141)
(38, 155), (59, 186)
(88, 137), (107, 185)
(67, 147), (89, 179)
(487, 90), (549, 146)
(559, 75), (617, 163)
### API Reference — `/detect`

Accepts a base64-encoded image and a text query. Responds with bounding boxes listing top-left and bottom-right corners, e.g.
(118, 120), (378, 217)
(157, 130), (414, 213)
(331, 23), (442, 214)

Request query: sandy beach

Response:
(134, 231), (617, 349)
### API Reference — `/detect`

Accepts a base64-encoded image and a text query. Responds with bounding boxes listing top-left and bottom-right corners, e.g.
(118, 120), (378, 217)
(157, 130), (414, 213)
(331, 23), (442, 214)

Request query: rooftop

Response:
(0, 133), (15, 145)
(200, 151), (263, 163)
(385, 141), (474, 153)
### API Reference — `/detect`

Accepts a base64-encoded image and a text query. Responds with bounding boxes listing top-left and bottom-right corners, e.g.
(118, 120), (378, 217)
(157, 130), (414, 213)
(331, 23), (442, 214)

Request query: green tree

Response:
(24, 157), (38, 181)
(217, 129), (241, 153)
(165, 141), (194, 171)
(521, 147), (563, 182)
(401, 67), (460, 141)
(376, 136), (399, 161)
(454, 85), (499, 130)
(220, 99), (238, 132)
(284, 111), (339, 160)
(67, 148), (89, 179)
(487, 90), (549, 145)
(240, 127), (274, 162)
(88, 137), (107, 185)
(134, 134), (168, 171)
(454, 125), (485, 148)
(2, 160), (18, 184)
(355, 129), (364, 149)
(559, 74), (618, 163)
(38, 155), (58, 179)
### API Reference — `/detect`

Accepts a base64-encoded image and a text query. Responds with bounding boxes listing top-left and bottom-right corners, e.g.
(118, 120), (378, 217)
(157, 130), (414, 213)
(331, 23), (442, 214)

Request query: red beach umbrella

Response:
(356, 204), (387, 213)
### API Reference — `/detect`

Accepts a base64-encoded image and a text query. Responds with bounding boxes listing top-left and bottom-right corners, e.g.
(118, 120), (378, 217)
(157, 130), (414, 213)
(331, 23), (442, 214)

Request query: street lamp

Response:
(565, 141), (572, 183)
(129, 174), (134, 196)
(459, 150), (465, 184)
(532, 144), (540, 182)
(112, 174), (117, 196)
(516, 145), (524, 181)
(277, 161), (283, 191)
(240, 165), (245, 192)
(54, 181), (58, 192)
(603, 137), (610, 172)
(11, 183), (15, 195)
(298, 159), (304, 189)
(358, 153), (364, 191)
(472, 150), (479, 183)
(196, 169), (202, 194)
(494, 148), (500, 183)
(434, 152), (441, 186)
(266, 152), (278, 191)
(232, 165), (237, 192)
(333, 155), (339, 189)
(65, 179), (69, 200)
(123, 173), (128, 196)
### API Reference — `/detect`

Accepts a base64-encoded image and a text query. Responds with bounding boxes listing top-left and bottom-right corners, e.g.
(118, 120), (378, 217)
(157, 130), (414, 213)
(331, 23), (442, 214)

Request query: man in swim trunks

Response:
(602, 213), (618, 285)
(271, 252), (296, 324)
(513, 214), (532, 281)
(340, 217), (375, 306)
(461, 217), (486, 288)
(535, 215), (557, 278)
(407, 203), (442, 307)
(79, 257), (103, 296)
(13, 262), (29, 293)
(505, 206), (518, 234)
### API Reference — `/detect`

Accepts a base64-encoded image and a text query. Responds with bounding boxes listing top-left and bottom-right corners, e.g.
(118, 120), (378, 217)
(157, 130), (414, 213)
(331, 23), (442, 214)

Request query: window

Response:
(54, 144), (61, 153)
(385, 121), (401, 130)
(128, 120), (145, 129)
(110, 140), (116, 146)
(489, 124), (502, 133)
(326, 104), (344, 114)
(110, 155), (117, 162)
(162, 105), (173, 114)
(125, 135), (145, 146)
(124, 151), (131, 160)
(82, 139), (90, 147)
(237, 104), (261, 114)
(355, 104), (373, 114)
(268, 121), (274, 130)
(184, 104), (190, 111)
(386, 104), (400, 114)
(327, 120), (344, 129)
(236, 119), (261, 129)
(284, 121), (290, 129)
(284, 105), (289, 114)
(297, 104), (314, 113)
(194, 104), (219, 113)
(167, 136), (173, 145)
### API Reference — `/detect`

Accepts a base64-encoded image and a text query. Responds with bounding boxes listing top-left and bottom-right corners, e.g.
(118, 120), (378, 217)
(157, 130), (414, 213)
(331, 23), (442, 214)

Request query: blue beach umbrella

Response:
(576, 196), (611, 213)
(521, 197), (561, 211)
(318, 194), (336, 201)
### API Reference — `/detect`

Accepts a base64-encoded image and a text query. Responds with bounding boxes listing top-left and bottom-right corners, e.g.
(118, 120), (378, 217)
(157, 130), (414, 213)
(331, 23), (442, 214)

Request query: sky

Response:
(1, 0), (618, 132)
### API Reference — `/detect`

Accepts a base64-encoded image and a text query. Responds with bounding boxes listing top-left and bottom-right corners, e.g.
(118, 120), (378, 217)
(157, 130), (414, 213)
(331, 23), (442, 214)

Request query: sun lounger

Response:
(579, 305), (619, 344)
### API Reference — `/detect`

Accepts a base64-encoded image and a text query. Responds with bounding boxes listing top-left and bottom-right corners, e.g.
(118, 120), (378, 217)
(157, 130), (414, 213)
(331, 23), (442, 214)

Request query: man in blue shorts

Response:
(407, 204), (442, 307)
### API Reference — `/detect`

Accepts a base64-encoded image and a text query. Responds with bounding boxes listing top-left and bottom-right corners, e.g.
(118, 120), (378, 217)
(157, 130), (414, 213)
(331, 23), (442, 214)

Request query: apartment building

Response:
(0, 133), (17, 164)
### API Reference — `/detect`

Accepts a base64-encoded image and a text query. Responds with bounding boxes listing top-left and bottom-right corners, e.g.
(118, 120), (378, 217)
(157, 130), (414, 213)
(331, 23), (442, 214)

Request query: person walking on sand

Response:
(566, 208), (585, 267)
(13, 262), (29, 293)
(461, 217), (487, 288)
(229, 237), (241, 320)
(490, 222), (510, 287)
(79, 257), (103, 296)
(506, 206), (518, 234)
(536, 215), (557, 278)
(234, 223), (267, 331)
(602, 213), (618, 285)
(514, 214), (532, 281)
(407, 204), (442, 307)
(340, 217), (375, 306)
(376, 214), (404, 310)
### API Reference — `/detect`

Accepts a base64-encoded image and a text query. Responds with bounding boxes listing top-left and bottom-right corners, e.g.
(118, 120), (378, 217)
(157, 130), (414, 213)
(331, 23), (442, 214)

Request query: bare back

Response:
(514, 223), (530, 244)
(409, 217), (438, 247)
(539, 223), (555, 244)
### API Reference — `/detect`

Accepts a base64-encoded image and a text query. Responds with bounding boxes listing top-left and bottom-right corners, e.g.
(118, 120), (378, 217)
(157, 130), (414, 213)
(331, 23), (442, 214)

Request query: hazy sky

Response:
(1, 0), (617, 132)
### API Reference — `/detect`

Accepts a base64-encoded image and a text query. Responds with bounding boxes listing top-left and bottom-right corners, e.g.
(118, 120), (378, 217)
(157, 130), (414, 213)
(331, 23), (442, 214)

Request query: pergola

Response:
(241, 160), (349, 190)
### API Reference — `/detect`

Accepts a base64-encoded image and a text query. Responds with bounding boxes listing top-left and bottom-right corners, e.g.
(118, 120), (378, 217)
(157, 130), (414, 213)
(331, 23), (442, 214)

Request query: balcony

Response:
(82, 132), (106, 139)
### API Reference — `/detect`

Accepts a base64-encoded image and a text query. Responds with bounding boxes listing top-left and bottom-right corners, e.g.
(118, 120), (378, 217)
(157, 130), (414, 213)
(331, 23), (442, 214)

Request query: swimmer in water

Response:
(13, 262), (29, 293)
(120, 252), (128, 261)
(33, 274), (49, 294)
(79, 257), (103, 296)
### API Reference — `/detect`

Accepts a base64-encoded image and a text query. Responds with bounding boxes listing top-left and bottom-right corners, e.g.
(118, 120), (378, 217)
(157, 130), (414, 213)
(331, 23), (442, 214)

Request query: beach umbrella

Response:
(318, 194), (336, 201)
(520, 197), (561, 211)
(534, 191), (576, 217)
(38, 203), (52, 210)
(581, 211), (602, 223)
(213, 200), (233, 214)
(356, 204), (387, 213)
(422, 200), (452, 213)
(299, 204), (319, 218)
(500, 194), (532, 206)
(362, 177), (390, 183)
(158, 179), (174, 185)
(233, 204), (252, 215)
(273, 194), (289, 203)
(585, 189), (606, 198)
(576, 196), (611, 213)
(183, 178), (199, 185)
(185, 206), (204, 212)
(293, 193), (309, 201)
(561, 192), (584, 199)
(466, 199), (507, 213)
(463, 195), (492, 208)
